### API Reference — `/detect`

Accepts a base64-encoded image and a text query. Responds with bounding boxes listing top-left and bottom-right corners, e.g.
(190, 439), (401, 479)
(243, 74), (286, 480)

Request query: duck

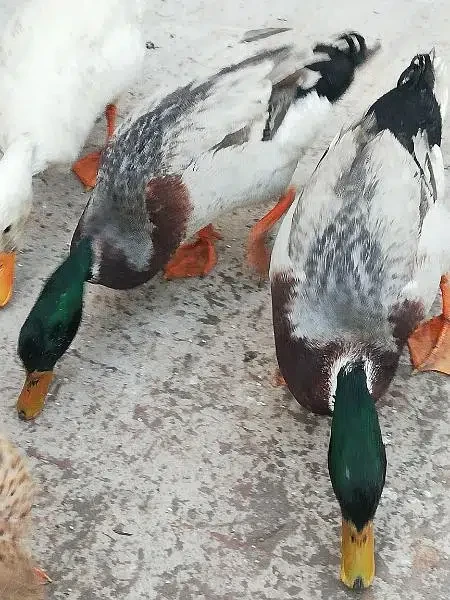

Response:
(269, 49), (449, 589)
(0, 0), (146, 308)
(15, 31), (380, 421)
(0, 434), (51, 599)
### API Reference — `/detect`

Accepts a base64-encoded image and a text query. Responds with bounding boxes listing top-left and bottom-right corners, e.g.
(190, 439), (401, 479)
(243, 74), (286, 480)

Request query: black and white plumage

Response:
(71, 31), (379, 289)
(270, 49), (449, 415)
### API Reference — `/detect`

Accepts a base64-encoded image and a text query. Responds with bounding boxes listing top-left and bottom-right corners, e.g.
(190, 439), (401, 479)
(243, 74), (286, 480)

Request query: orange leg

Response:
(164, 224), (223, 279)
(247, 187), (297, 277)
(33, 566), (52, 584)
(408, 273), (450, 374)
(72, 103), (117, 190)
(272, 368), (286, 387)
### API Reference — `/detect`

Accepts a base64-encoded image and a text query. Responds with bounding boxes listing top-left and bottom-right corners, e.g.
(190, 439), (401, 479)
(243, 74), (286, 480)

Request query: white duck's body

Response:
(270, 51), (450, 415)
(72, 32), (379, 288)
(0, 0), (145, 251)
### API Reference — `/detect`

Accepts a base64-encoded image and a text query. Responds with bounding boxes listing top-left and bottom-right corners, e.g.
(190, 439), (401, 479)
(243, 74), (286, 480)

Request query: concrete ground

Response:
(1, 0), (449, 598)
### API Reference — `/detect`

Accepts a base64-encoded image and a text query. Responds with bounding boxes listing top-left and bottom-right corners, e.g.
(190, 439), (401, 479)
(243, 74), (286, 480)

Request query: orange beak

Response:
(16, 371), (54, 420)
(0, 251), (16, 307)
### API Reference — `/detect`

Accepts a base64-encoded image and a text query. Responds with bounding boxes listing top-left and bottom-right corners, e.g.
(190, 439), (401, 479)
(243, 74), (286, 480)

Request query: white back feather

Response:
(0, 0), (145, 248)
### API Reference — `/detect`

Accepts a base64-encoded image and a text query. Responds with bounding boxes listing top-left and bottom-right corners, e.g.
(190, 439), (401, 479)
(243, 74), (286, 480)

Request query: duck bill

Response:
(0, 251), (16, 307)
(340, 519), (375, 589)
(16, 371), (54, 420)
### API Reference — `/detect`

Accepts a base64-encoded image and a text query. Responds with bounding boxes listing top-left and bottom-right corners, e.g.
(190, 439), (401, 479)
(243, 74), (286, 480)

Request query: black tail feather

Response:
(296, 32), (379, 103)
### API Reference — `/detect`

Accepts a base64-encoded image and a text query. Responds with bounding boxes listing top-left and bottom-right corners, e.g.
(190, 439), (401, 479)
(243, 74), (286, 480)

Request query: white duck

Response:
(16, 31), (381, 420)
(0, 0), (145, 307)
(269, 50), (449, 588)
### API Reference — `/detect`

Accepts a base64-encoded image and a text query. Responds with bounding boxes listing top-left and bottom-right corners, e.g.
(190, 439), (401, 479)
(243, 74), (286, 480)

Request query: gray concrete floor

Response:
(1, 1), (449, 598)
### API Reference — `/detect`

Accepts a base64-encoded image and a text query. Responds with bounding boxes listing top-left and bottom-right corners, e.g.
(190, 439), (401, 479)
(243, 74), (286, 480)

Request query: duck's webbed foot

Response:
(164, 224), (222, 279)
(72, 103), (117, 190)
(247, 187), (297, 278)
(0, 251), (16, 307)
(272, 368), (286, 387)
(33, 566), (52, 585)
(408, 273), (450, 374)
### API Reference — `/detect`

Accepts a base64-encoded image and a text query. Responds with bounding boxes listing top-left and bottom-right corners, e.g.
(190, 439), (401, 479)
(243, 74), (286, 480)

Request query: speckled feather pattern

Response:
(0, 434), (33, 541)
(0, 435), (42, 600)
(76, 44), (325, 280)
(271, 51), (450, 411)
(2, 0), (450, 596)
(76, 34), (372, 286)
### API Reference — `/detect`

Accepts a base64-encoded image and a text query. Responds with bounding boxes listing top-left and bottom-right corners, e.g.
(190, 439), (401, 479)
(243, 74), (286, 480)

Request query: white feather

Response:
(0, 0), (145, 250)
(273, 91), (331, 157)
(167, 60), (275, 174)
(176, 61), (332, 234)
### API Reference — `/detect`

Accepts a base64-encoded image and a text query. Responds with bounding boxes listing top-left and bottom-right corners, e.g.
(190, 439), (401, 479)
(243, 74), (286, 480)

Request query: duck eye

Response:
(3, 225), (11, 234)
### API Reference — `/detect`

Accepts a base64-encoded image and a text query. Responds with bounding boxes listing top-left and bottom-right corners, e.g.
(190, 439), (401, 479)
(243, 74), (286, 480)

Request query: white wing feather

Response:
(164, 60), (276, 173)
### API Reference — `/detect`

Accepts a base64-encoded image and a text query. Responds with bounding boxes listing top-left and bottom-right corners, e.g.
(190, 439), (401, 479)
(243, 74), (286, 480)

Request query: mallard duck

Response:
(0, 434), (50, 599)
(0, 0), (145, 307)
(15, 31), (380, 420)
(269, 50), (449, 588)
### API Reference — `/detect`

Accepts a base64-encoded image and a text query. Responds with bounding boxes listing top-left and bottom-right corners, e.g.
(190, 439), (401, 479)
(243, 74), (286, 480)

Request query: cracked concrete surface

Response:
(0, 0), (449, 598)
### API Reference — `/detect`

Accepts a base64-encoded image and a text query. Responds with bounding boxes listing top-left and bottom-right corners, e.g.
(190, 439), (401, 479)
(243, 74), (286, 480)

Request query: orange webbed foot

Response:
(72, 151), (102, 189)
(164, 224), (223, 279)
(72, 103), (117, 190)
(0, 251), (16, 308)
(408, 274), (450, 375)
(33, 566), (52, 585)
(272, 368), (286, 387)
(247, 187), (297, 277)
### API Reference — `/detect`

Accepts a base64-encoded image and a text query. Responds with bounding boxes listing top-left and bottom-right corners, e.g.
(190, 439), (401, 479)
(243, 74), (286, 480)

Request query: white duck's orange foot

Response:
(247, 187), (297, 278)
(0, 251), (16, 308)
(408, 274), (450, 375)
(164, 224), (223, 279)
(72, 150), (102, 189)
(33, 566), (52, 585)
(72, 103), (117, 190)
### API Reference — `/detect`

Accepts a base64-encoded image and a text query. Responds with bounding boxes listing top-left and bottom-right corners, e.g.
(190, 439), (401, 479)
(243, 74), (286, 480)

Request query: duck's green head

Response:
(328, 361), (387, 590)
(16, 238), (93, 420)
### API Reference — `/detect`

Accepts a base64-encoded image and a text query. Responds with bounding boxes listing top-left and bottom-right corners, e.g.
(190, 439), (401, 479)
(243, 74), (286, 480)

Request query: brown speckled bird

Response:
(0, 435), (50, 599)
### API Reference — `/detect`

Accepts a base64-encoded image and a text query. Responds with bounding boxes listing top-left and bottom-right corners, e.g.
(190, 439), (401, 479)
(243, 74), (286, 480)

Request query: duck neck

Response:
(19, 237), (94, 373)
(0, 136), (34, 221)
(66, 237), (94, 283)
(328, 361), (386, 530)
(1, 135), (34, 178)
(328, 361), (387, 589)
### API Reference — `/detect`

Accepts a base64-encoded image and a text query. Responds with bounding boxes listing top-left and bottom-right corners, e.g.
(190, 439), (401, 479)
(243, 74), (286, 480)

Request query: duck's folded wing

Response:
(414, 136), (450, 274)
(112, 47), (291, 174)
(163, 46), (298, 172)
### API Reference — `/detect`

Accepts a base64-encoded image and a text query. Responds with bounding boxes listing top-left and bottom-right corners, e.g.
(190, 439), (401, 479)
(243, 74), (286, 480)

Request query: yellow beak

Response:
(16, 371), (54, 420)
(340, 519), (375, 589)
(0, 251), (16, 307)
